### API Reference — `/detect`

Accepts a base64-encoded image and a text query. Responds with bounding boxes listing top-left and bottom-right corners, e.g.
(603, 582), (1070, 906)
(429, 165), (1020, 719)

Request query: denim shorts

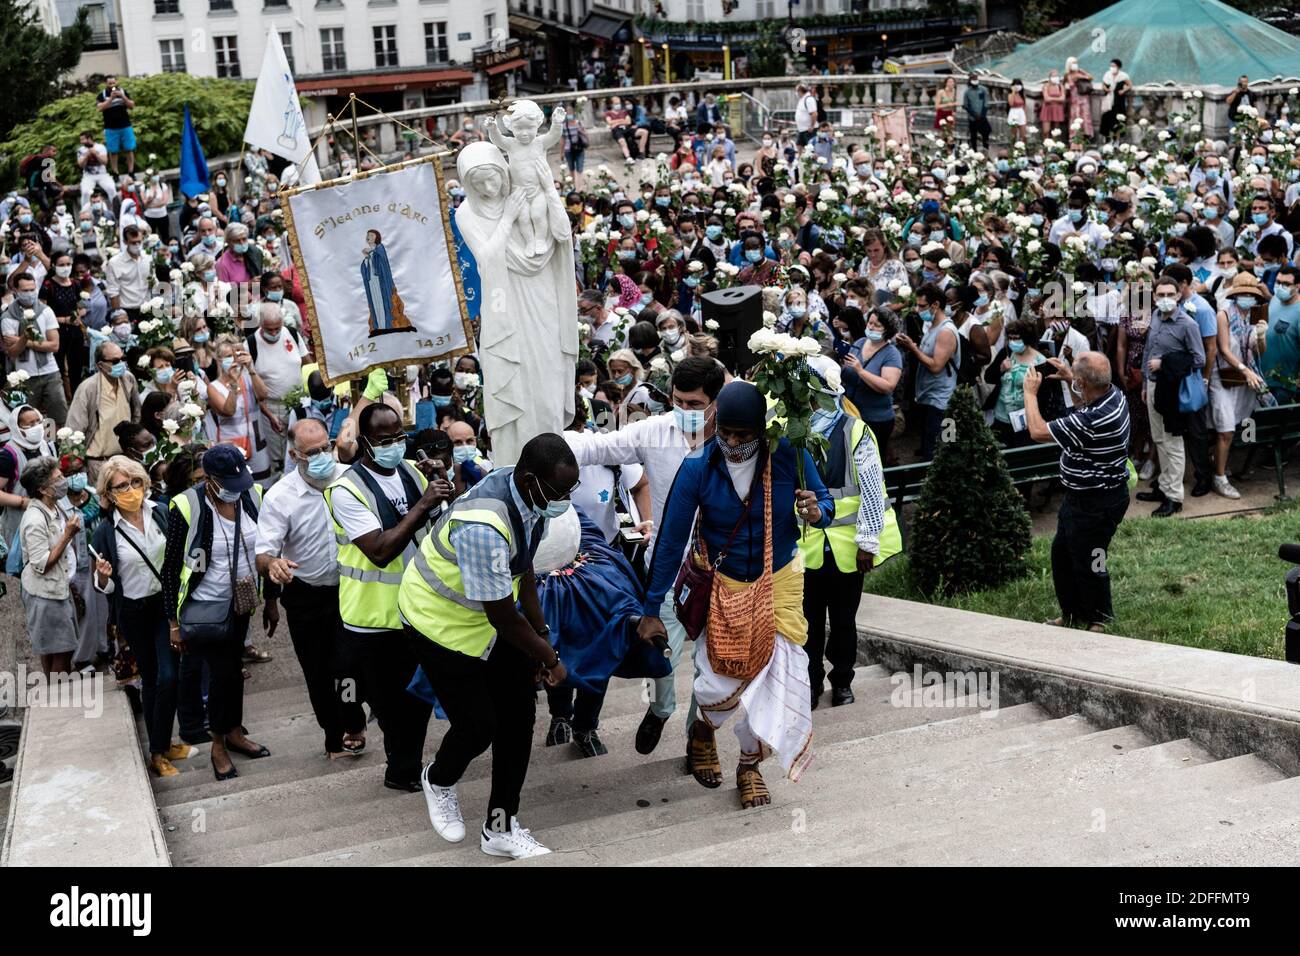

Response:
(565, 149), (586, 172)
(104, 126), (136, 153)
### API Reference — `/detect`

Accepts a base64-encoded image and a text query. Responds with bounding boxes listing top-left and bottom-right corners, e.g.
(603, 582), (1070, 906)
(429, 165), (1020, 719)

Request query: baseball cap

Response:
(203, 443), (253, 492)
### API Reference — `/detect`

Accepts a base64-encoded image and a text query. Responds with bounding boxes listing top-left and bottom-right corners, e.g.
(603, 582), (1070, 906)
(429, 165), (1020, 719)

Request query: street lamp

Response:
(663, 43), (671, 83)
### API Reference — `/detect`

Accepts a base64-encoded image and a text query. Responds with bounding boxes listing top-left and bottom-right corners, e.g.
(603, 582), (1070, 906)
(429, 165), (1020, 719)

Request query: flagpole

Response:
(350, 94), (361, 170)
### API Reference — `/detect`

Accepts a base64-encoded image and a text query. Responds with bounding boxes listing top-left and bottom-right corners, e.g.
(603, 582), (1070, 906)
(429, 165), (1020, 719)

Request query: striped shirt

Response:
(1046, 386), (1131, 492)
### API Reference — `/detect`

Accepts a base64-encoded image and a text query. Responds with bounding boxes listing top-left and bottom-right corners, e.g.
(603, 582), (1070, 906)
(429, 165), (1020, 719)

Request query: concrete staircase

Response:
(149, 643), (1300, 867)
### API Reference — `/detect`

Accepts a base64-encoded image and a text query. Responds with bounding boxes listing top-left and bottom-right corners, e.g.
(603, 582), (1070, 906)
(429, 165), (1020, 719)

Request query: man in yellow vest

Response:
(325, 402), (453, 792)
(399, 433), (575, 860)
(800, 359), (901, 709)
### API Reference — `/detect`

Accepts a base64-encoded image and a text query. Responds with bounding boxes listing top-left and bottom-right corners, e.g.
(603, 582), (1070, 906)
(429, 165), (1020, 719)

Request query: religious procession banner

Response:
(282, 156), (473, 385)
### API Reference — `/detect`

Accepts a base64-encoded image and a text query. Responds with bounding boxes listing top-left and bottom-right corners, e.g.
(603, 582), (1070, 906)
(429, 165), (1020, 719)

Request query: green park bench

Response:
(1232, 402), (1300, 500)
(883, 442), (1061, 547)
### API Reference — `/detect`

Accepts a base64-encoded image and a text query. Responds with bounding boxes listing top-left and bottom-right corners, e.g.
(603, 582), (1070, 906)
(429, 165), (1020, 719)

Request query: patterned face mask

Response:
(720, 438), (760, 463)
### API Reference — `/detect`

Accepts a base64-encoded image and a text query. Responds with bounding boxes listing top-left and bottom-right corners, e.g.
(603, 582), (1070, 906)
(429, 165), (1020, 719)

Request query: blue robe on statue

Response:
(537, 508), (671, 695)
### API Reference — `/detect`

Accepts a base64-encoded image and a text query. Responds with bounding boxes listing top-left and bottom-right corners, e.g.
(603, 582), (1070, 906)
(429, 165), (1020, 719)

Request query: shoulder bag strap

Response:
(115, 522), (162, 584)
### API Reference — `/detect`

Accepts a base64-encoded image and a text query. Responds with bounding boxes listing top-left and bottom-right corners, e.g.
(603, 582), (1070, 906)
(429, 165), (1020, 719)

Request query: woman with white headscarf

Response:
(117, 197), (147, 247)
(453, 139), (578, 467)
(0, 403), (56, 546)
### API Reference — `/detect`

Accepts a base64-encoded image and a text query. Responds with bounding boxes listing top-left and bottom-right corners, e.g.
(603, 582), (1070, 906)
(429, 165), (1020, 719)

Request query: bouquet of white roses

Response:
(747, 328), (836, 493)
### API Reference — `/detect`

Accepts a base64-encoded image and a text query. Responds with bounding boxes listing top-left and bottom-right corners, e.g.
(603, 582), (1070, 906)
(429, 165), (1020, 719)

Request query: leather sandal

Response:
(687, 719), (722, 789)
(736, 763), (770, 809)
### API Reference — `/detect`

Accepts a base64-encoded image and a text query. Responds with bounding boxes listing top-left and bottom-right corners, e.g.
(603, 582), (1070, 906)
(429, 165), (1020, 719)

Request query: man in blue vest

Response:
(399, 433), (576, 859)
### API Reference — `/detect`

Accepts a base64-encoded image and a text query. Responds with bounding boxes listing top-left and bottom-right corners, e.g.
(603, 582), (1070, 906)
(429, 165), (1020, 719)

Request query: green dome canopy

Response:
(986, 0), (1300, 92)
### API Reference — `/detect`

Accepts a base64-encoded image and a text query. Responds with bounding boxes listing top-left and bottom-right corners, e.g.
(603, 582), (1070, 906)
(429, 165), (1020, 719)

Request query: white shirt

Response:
(253, 329), (305, 401)
(572, 459), (644, 544)
(724, 454), (757, 500)
(589, 316), (617, 347)
(2, 304), (59, 377)
(256, 463), (344, 587)
(795, 93), (817, 132)
(1041, 326), (1092, 408)
(1047, 216), (1106, 251)
(191, 507), (258, 603)
(104, 250), (152, 309)
(564, 412), (699, 561)
(1253, 221), (1294, 258)
(94, 507), (165, 600)
(330, 463), (410, 540)
(78, 143), (108, 176)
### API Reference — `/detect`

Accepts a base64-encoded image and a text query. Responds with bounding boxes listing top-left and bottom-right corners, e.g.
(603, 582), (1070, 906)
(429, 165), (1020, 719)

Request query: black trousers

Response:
(1051, 486), (1130, 627)
(187, 613), (250, 736)
(281, 580), (366, 753)
(918, 402), (947, 460)
(968, 115), (991, 150)
(1100, 105), (1125, 138)
(410, 629), (537, 832)
(546, 684), (604, 734)
(176, 652), (207, 741)
(120, 592), (177, 754)
(803, 554), (865, 692)
(865, 417), (893, 467)
(1185, 406), (1212, 485)
(344, 626), (432, 786)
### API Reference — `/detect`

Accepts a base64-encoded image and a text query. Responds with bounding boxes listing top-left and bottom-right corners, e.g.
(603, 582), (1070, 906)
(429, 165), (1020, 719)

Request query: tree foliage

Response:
(908, 386), (1033, 597)
(0, 73), (255, 189)
(746, 22), (793, 79)
(0, 0), (90, 142)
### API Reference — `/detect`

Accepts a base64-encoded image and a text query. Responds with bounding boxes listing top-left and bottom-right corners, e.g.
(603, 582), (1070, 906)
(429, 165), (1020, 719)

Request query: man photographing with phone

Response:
(96, 75), (136, 178)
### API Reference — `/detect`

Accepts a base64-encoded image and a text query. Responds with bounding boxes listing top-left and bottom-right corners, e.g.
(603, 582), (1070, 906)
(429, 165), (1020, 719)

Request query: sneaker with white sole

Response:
(480, 817), (552, 859)
(1212, 475), (1241, 499)
(1138, 459), (1155, 481)
(420, 766), (465, 843)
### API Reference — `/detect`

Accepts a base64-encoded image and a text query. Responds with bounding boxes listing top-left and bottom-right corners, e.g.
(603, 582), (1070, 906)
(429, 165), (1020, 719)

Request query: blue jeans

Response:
(650, 592), (699, 733)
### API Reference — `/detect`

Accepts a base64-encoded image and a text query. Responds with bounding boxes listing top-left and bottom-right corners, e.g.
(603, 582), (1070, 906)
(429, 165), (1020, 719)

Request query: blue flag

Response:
(179, 103), (209, 199)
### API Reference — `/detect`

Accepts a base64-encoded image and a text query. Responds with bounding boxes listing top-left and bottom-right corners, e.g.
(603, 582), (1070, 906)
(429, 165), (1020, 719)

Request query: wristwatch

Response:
(535, 624), (551, 638)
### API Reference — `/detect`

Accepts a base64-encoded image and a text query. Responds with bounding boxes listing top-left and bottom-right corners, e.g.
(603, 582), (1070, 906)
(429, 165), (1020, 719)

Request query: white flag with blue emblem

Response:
(244, 28), (321, 184)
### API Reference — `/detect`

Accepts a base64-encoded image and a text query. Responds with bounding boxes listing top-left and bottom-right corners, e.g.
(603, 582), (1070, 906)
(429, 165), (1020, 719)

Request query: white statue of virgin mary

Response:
(454, 140), (577, 468)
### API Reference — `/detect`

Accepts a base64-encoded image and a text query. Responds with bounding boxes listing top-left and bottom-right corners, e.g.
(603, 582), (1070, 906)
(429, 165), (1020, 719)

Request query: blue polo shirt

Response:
(1262, 296), (1300, 392)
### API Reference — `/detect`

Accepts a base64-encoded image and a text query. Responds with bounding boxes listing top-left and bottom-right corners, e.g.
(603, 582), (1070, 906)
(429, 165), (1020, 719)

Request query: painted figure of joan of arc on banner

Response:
(361, 228), (414, 336)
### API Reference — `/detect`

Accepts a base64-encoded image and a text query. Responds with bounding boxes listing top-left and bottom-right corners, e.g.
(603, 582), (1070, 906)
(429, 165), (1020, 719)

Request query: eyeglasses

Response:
(367, 435), (407, 449)
(297, 441), (334, 458)
(109, 477), (146, 494)
(533, 473), (580, 500)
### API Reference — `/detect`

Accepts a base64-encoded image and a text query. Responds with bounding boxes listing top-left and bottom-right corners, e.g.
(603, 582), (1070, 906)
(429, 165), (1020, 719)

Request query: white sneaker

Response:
(1212, 475), (1241, 499)
(1138, 459), (1155, 481)
(480, 817), (552, 859)
(420, 766), (465, 843)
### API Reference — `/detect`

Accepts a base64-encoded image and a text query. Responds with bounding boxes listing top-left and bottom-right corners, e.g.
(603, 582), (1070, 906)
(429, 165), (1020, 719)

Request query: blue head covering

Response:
(715, 381), (766, 432)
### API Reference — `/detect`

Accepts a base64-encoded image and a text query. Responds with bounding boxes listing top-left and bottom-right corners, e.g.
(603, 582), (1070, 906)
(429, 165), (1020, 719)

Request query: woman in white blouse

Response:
(91, 455), (194, 777)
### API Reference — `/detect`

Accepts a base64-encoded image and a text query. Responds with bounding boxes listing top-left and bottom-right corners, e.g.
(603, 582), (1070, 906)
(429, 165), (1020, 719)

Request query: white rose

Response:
(761, 310), (777, 329)
(162, 419), (180, 435)
(70, 430), (84, 444)
(22, 309), (34, 320)
(748, 329), (777, 352)
(137, 355), (151, 368)
(705, 319), (719, 331)
(56, 427), (72, 440)
(896, 284), (912, 298)
(938, 259), (952, 269)
(1026, 239), (1042, 253)
(182, 402), (203, 418)
(650, 356), (668, 373)
(796, 337), (822, 357)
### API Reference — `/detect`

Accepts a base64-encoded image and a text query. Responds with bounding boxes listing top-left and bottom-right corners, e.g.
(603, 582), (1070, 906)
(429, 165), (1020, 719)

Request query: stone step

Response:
(265, 702), (1062, 868)
(638, 750), (1281, 868)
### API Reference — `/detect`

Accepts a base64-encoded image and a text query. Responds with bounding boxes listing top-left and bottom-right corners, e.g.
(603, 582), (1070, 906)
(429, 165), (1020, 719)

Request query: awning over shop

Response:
(579, 8), (631, 43)
(485, 57), (528, 76)
(297, 68), (474, 95)
(509, 13), (546, 35)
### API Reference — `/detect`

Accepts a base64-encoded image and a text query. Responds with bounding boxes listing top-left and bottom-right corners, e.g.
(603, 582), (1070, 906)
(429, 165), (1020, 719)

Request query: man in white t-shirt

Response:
(2, 272), (67, 424)
(77, 131), (117, 209)
(1040, 317), (1092, 408)
(247, 302), (306, 479)
(794, 84), (819, 147)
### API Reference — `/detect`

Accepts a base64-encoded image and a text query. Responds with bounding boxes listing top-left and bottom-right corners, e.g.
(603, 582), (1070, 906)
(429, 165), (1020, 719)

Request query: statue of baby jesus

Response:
(484, 100), (565, 257)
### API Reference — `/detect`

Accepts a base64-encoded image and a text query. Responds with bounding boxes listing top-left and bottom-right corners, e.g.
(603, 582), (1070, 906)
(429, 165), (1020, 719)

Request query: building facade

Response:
(54, 0), (128, 79)
(117, 0), (513, 128)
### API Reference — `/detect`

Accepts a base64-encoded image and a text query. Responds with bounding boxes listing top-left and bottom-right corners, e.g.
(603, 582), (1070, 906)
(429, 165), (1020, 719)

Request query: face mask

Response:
(112, 320), (132, 340)
(211, 481), (242, 503)
(55, 265), (72, 278)
(48, 478), (69, 500)
(368, 439), (406, 469)
(266, 290), (283, 303)
(1252, 212), (1269, 226)
(996, 160), (1009, 173)
(614, 372), (634, 387)
(618, 214), (635, 229)
(202, 235), (217, 248)
(1218, 266), (1237, 279)
(22, 425), (44, 445)
(907, 233), (923, 247)
(1254, 265), (1269, 278)
(684, 275), (700, 288)
(973, 293), (989, 308)
(789, 305), (806, 318)
(655, 196), (671, 208)
(1203, 207), (1219, 220)
(923, 269), (940, 281)
(673, 405), (709, 433)
(1205, 169), (1220, 182)
(1235, 296), (1258, 310)
(67, 473), (89, 494)
(18, 214), (32, 226)
(1155, 296), (1178, 313)
(1170, 222), (1188, 237)
(15, 290), (37, 307)
(661, 329), (682, 347)
(929, 230), (945, 242)
(304, 451), (336, 481)
(232, 242), (249, 254)
(1068, 209), (1083, 223)
(1252, 155), (1267, 168)
(745, 250), (763, 264)
(720, 437), (760, 463)
(192, 331), (210, 344)
(80, 221), (92, 232)
(706, 225), (723, 241)
(154, 367), (174, 384)
(905, 260), (922, 273)
(856, 163), (872, 176)
(529, 476), (571, 519)
(865, 329), (883, 343)
(216, 178), (228, 187)
(1008, 339), (1026, 354)
(127, 243), (142, 256)
(221, 356), (235, 372)
(1044, 190), (1059, 200)
(452, 445), (477, 466)
(431, 393), (453, 409)
(618, 250), (638, 262)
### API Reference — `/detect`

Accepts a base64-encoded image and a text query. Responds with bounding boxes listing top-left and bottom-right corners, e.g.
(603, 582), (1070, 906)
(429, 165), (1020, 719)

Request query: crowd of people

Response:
(4, 67), (1300, 861)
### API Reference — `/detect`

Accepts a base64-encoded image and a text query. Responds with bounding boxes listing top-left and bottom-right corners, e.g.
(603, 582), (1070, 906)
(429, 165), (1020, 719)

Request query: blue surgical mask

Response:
(202, 235), (217, 248)
(266, 290), (283, 302)
(368, 439), (406, 469)
(996, 160), (1009, 173)
(1252, 155), (1267, 167)
(1097, 210), (1110, 223)
(221, 356), (235, 372)
(1235, 296), (1259, 310)
(1068, 208), (1083, 223)
(431, 393), (453, 408)
(213, 482), (242, 503)
(1008, 339), (1026, 354)
(674, 405), (710, 432)
(789, 305), (806, 318)
(452, 445), (477, 465)
(67, 473), (88, 493)
(529, 476), (571, 519)
(706, 225), (723, 241)
(193, 331), (210, 344)
(108, 361), (127, 378)
(639, 292), (653, 305)
(203, 270), (217, 283)
(233, 242), (249, 254)
(684, 275), (700, 288)
(1030, 212), (1044, 227)
(655, 196), (671, 207)
(1203, 207), (1219, 220)
(1205, 169), (1219, 182)
(154, 367), (174, 384)
(1277, 285), (1296, 302)
(745, 249), (763, 264)
(618, 250), (637, 261)
(18, 214), (32, 225)
(865, 330), (883, 342)
(312, 397), (334, 413)
(974, 293), (989, 307)
(306, 451), (335, 480)
(1252, 212), (1269, 226)
(618, 214), (635, 229)
(673, 249), (684, 260)
(614, 372), (634, 386)
(929, 230), (945, 242)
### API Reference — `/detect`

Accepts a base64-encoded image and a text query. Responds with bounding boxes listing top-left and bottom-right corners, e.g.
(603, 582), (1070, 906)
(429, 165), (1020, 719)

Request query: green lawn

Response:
(864, 501), (1300, 659)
